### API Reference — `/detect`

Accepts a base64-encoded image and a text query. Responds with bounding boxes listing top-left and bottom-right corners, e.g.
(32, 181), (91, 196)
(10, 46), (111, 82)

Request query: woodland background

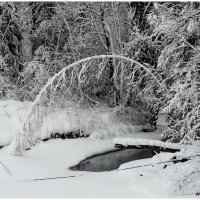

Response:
(0, 2), (199, 143)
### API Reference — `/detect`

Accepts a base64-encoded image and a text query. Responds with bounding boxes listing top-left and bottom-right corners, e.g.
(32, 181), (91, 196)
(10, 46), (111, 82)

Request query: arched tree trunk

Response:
(13, 54), (167, 156)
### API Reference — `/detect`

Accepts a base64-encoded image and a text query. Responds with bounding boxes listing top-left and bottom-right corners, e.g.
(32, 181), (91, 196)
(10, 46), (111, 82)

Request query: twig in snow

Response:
(17, 174), (84, 182)
(0, 161), (12, 176)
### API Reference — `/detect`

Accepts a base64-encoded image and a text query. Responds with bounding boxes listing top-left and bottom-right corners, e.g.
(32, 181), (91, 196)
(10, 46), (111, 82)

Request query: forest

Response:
(0, 1), (199, 198)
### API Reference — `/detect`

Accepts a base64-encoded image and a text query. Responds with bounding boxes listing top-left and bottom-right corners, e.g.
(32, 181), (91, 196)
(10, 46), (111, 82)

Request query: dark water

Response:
(69, 149), (155, 172)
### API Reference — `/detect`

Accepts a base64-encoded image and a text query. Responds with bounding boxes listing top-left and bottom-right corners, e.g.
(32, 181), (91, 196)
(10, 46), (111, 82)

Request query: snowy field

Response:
(0, 138), (171, 198)
(0, 100), (199, 198)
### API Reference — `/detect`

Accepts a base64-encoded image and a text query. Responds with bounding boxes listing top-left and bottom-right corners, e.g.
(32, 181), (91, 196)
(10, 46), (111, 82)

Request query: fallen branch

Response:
(19, 174), (84, 182)
(114, 138), (181, 152)
(0, 161), (12, 176)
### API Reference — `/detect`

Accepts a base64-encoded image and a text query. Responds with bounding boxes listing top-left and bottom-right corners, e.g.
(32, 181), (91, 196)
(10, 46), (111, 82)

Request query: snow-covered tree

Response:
(0, 2), (199, 145)
(149, 2), (200, 143)
(13, 55), (165, 155)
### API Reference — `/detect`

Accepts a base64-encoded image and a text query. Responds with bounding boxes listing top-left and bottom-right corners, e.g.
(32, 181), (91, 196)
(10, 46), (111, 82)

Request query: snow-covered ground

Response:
(0, 100), (170, 198)
(0, 100), (199, 198)
(0, 138), (171, 198)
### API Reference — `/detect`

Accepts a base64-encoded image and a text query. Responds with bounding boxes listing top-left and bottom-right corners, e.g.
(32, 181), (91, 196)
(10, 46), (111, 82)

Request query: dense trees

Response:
(0, 2), (199, 144)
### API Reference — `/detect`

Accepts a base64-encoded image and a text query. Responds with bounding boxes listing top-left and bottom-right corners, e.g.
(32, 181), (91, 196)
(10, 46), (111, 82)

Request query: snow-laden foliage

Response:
(146, 3), (200, 143)
(38, 105), (150, 141)
(18, 45), (66, 100)
(0, 75), (17, 100)
(0, 1), (198, 148)
(13, 55), (165, 155)
(156, 39), (200, 143)
(0, 99), (149, 147)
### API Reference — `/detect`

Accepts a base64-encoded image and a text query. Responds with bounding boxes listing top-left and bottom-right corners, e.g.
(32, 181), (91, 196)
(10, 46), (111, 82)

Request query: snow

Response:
(0, 138), (171, 198)
(159, 142), (200, 196)
(0, 100), (170, 198)
(0, 100), (32, 146)
(0, 100), (161, 146)
(157, 113), (168, 127)
(0, 100), (198, 198)
(114, 138), (182, 150)
(39, 106), (161, 141)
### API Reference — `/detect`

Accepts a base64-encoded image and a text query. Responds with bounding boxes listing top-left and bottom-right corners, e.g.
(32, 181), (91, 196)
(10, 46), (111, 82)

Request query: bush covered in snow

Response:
(38, 106), (150, 140)
(0, 99), (153, 148)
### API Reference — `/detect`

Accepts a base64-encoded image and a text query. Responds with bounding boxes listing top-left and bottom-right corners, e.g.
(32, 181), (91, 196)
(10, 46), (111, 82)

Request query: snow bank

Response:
(0, 138), (171, 198)
(151, 152), (175, 164)
(118, 144), (200, 198)
(0, 100), (155, 146)
(0, 100), (32, 146)
(159, 142), (200, 196)
(114, 138), (182, 150)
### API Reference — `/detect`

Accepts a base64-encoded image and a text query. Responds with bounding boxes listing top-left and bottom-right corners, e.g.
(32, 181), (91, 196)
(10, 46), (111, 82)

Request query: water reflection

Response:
(69, 149), (155, 172)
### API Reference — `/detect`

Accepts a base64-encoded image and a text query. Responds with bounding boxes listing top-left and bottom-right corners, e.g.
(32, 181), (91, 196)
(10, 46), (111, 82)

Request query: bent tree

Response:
(13, 55), (166, 155)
